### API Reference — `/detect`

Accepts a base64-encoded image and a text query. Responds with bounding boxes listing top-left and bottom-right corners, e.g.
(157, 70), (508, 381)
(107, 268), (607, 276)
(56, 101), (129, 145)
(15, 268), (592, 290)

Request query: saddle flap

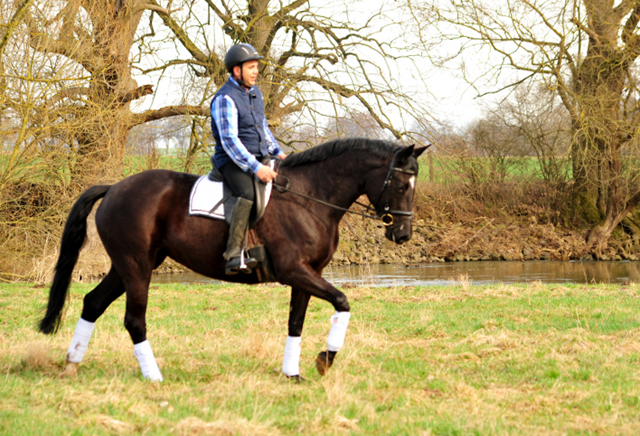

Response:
(223, 158), (273, 229)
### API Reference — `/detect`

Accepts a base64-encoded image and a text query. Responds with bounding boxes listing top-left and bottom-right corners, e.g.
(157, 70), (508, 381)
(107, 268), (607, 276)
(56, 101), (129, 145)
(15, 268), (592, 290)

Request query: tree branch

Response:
(0, 0), (36, 58)
(570, 17), (599, 44)
(132, 4), (171, 15)
(203, 0), (245, 40)
(118, 84), (154, 104)
(299, 75), (401, 138)
(148, 0), (211, 65)
(622, 6), (640, 44)
(130, 104), (209, 125)
(46, 87), (88, 107)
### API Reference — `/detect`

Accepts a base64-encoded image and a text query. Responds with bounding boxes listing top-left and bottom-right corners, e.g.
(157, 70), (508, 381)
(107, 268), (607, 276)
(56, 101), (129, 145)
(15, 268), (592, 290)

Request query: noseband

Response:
(273, 149), (415, 227)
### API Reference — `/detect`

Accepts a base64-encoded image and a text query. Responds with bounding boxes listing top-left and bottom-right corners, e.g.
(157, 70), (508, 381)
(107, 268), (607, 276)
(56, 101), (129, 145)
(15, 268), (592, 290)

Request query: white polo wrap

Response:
(327, 311), (351, 352)
(282, 336), (302, 376)
(133, 340), (163, 381)
(67, 318), (95, 363)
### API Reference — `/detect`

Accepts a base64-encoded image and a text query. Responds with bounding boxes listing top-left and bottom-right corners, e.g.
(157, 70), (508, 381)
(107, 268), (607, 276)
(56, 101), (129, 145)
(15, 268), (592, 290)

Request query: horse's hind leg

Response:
(282, 288), (311, 380)
(120, 268), (163, 381)
(61, 267), (125, 377)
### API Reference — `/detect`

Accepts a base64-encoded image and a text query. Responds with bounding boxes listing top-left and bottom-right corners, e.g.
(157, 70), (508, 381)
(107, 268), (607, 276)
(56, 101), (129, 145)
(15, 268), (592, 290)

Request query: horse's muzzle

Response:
(385, 219), (412, 244)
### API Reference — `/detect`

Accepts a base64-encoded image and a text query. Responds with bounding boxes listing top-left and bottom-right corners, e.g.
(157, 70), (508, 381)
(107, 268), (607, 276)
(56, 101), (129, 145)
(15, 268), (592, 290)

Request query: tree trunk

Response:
(570, 13), (633, 255)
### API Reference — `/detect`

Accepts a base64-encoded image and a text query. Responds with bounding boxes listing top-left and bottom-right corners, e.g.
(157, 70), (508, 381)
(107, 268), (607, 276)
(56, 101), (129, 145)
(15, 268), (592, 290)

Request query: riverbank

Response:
(3, 281), (640, 435)
(43, 214), (636, 284)
(6, 179), (638, 283)
(334, 217), (602, 265)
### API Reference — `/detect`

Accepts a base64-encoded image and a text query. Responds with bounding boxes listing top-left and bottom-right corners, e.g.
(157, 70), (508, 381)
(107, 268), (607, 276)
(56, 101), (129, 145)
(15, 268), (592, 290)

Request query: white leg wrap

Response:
(67, 318), (95, 363)
(133, 340), (163, 382)
(327, 311), (351, 352)
(282, 336), (302, 376)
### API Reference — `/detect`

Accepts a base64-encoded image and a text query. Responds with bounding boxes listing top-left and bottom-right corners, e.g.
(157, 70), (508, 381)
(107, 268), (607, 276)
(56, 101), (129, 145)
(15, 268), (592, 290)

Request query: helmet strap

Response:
(233, 63), (249, 89)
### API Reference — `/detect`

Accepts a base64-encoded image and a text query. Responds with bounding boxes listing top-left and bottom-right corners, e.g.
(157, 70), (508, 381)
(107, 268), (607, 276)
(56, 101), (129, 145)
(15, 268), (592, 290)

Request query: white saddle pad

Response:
(188, 175), (274, 220)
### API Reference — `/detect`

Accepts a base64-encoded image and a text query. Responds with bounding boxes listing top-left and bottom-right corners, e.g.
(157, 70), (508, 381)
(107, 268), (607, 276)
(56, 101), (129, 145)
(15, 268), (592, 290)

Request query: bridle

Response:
(273, 149), (416, 227)
(373, 149), (416, 226)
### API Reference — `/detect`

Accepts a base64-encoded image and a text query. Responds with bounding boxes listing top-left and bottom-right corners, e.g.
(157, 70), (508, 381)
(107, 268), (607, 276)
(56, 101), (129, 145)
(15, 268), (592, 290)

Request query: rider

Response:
(210, 43), (286, 275)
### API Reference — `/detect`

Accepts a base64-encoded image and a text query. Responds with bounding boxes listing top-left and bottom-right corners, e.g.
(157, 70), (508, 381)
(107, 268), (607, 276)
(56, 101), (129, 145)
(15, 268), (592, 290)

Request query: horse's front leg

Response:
(282, 288), (311, 381)
(316, 310), (351, 376)
(281, 266), (351, 377)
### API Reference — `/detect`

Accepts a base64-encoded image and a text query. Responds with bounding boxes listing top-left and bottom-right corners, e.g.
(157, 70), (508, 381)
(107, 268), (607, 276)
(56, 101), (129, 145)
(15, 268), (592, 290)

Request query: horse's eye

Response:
(397, 184), (409, 194)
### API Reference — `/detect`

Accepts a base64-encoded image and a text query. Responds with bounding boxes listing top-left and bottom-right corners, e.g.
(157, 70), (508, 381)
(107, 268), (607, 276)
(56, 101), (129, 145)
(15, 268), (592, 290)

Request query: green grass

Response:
(2, 281), (640, 434)
(417, 156), (572, 184)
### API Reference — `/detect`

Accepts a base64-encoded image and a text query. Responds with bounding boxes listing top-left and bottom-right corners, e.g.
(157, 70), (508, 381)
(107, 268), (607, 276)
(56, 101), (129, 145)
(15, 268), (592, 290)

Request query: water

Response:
(152, 261), (640, 287)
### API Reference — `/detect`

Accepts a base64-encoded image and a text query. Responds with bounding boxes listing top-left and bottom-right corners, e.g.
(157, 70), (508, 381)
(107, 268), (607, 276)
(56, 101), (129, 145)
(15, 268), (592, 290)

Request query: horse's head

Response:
(367, 144), (428, 244)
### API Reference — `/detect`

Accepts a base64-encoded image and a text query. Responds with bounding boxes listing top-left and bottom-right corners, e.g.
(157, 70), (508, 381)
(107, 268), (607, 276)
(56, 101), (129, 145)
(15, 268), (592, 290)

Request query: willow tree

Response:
(415, 0), (640, 253)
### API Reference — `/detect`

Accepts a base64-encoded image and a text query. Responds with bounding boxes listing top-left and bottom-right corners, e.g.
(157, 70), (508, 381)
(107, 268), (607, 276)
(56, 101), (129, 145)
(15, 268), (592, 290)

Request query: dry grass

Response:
(2, 281), (640, 434)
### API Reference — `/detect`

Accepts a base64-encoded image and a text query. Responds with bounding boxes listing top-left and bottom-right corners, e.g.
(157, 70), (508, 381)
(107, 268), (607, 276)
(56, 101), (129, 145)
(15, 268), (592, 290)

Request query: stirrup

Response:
(225, 250), (257, 275)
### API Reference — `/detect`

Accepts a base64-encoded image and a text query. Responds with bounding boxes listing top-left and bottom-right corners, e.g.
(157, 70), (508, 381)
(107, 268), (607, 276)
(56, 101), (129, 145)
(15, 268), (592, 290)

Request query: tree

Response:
(414, 0), (640, 254)
(12, 0), (209, 181)
(141, 0), (431, 148)
(495, 86), (571, 184)
(321, 111), (390, 140)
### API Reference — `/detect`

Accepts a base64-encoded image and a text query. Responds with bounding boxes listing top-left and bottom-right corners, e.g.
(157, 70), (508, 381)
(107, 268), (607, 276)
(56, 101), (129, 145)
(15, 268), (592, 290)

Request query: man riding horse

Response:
(210, 43), (287, 275)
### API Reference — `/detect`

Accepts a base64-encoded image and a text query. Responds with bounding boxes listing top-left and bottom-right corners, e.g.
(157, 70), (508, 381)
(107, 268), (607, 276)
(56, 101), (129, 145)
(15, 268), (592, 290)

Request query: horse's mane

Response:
(280, 137), (401, 168)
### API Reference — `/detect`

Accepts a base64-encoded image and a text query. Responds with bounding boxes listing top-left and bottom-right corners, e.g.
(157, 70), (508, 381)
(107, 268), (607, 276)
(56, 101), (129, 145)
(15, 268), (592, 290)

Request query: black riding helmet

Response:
(224, 43), (264, 72)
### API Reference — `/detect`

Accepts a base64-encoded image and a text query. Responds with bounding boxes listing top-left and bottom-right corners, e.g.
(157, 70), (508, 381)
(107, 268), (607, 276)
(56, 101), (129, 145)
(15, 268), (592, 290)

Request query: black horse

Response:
(39, 137), (426, 381)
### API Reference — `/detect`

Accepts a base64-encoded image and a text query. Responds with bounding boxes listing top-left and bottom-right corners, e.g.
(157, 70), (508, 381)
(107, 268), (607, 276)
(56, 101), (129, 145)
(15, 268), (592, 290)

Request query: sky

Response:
(130, 0), (492, 135)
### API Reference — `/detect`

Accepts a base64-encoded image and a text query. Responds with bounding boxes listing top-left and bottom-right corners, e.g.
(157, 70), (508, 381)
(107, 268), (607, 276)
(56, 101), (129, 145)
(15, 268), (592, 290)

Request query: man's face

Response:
(233, 60), (260, 88)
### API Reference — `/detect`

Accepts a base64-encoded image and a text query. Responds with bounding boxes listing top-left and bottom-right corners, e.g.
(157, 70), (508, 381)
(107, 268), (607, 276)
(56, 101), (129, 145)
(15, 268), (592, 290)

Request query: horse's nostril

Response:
(395, 234), (410, 244)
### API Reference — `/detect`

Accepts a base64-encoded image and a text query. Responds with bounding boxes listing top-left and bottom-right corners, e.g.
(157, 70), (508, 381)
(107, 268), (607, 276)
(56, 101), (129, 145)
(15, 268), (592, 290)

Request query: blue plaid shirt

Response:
(211, 79), (282, 174)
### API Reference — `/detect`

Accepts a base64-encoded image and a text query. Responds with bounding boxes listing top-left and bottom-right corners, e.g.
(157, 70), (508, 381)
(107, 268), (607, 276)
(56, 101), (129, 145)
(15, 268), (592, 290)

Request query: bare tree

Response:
(11, 0), (208, 181)
(414, 0), (640, 254)
(321, 111), (390, 140)
(141, 0), (431, 147)
(496, 86), (571, 183)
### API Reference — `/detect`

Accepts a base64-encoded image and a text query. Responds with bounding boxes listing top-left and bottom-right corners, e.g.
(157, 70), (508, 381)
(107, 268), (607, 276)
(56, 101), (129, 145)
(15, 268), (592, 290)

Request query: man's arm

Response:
(212, 95), (262, 173)
(263, 118), (286, 159)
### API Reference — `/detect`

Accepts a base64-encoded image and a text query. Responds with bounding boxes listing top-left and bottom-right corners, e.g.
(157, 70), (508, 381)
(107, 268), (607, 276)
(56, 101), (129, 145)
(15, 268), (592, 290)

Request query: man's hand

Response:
(256, 164), (278, 183)
(278, 152), (287, 160)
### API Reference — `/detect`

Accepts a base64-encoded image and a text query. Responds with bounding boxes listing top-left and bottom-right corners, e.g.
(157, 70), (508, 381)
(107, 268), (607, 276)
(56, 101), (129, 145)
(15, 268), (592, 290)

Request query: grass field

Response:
(2, 281), (640, 435)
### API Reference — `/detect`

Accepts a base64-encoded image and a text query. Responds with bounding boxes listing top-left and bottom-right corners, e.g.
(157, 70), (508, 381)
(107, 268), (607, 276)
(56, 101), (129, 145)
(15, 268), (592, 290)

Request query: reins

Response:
(272, 149), (418, 227)
(272, 176), (386, 223)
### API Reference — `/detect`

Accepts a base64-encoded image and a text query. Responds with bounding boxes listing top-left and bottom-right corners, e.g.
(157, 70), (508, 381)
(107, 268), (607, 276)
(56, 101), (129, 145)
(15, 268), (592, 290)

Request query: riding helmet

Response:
(224, 43), (264, 72)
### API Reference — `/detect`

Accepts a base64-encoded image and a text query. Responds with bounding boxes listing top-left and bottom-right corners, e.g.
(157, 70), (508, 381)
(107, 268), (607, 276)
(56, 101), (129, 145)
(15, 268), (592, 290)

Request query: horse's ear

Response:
(413, 144), (430, 158)
(396, 145), (416, 165)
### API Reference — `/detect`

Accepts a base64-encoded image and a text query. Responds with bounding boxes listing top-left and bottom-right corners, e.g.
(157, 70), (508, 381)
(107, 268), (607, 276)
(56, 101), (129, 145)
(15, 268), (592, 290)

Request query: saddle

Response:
(206, 157), (273, 229)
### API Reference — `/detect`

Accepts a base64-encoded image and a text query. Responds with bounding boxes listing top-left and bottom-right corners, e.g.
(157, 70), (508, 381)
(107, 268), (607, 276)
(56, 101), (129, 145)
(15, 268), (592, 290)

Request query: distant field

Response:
(417, 155), (572, 184)
(121, 153), (567, 185)
(2, 282), (640, 435)
(2, 147), (567, 185)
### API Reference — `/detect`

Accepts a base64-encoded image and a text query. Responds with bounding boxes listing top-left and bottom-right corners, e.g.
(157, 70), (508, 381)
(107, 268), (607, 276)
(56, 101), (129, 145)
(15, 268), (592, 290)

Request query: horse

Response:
(39, 137), (427, 381)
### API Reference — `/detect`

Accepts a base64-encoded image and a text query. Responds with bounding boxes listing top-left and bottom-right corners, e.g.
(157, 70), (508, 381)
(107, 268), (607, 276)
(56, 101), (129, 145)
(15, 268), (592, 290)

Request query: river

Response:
(151, 260), (640, 287)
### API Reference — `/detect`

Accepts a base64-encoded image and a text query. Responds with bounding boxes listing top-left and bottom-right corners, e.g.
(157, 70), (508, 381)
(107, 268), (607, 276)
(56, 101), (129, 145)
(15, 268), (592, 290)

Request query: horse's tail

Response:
(39, 185), (111, 334)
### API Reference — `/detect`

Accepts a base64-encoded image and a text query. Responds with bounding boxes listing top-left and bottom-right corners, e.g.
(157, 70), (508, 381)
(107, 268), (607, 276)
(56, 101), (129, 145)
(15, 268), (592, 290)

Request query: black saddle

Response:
(207, 157), (273, 229)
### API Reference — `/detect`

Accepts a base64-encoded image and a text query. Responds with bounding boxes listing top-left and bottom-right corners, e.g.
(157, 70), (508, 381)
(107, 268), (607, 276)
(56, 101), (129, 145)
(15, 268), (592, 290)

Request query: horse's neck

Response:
(292, 157), (373, 209)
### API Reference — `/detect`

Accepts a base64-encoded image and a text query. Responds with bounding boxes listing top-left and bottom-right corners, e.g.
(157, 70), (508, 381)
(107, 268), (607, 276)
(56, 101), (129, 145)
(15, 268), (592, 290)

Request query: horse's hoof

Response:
(315, 350), (336, 376)
(286, 374), (306, 383)
(59, 361), (78, 378)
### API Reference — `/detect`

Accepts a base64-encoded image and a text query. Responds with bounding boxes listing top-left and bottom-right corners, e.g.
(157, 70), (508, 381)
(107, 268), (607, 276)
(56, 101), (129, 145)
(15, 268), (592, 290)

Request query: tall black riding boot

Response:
(223, 198), (258, 275)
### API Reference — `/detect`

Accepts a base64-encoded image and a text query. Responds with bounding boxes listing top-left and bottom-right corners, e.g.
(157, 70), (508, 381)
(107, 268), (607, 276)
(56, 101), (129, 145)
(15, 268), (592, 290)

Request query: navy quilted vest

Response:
(211, 78), (269, 169)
